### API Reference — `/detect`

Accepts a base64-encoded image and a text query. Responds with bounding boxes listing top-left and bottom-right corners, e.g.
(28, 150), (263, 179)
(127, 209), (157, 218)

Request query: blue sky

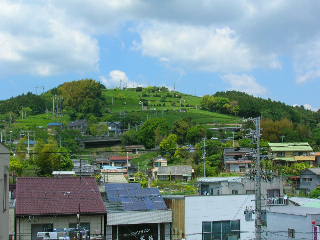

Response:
(1, 0), (320, 110)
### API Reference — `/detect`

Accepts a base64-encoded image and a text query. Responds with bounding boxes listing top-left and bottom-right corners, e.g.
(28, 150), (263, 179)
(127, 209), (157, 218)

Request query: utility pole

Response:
(203, 137), (206, 177)
(27, 131), (30, 157)
(255, 117), (262, 240)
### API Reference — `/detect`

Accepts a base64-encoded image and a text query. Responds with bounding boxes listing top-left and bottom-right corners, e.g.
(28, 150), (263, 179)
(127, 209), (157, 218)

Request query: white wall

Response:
(265, 212), (320, 240)
(185, 195), (255, 240)
(0, 144), (9, 240)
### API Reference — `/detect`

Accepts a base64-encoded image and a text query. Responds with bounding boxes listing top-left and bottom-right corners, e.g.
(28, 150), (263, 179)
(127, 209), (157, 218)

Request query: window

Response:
(202, 220), (240, 240)
(303, 178), (312, 182)
(239, 166), (246, 172)
(3, 173), (7, 212)
(288, 228), (295, 238)
(276, 152), (285, 157)
(232, 190), (238, 195)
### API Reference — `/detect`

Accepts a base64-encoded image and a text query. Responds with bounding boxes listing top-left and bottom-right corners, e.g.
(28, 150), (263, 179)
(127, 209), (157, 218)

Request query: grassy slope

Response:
(7, 88), (238, 130)
(103, 88), (238, 125)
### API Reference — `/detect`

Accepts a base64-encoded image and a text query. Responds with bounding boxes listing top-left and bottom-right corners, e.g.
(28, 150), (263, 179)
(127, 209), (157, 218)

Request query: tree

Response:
(172, 118), (193, 144)
(34, 141), (73, 176)
(160, 134), (178, 162)
(138, 118), (170, 149)
(89, 122), (109, 136)
(59, 79), (105, 117)
(310, 187), (320, 198)
(186, 125), (207, 144)
(10, 156), (24, 176)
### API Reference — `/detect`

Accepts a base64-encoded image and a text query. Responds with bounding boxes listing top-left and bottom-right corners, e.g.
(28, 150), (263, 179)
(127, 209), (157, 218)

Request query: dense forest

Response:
(213, 91), (320, 126)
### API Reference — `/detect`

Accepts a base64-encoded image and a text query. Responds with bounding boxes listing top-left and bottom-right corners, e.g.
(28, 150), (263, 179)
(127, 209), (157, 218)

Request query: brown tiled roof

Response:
(16, 177), (106, 216)
(109, 156), (134, 161)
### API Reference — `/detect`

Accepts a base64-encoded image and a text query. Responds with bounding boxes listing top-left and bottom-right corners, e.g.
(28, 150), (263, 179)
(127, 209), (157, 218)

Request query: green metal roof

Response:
(274, 157), (296, 162)
(269, 142), (313, 152)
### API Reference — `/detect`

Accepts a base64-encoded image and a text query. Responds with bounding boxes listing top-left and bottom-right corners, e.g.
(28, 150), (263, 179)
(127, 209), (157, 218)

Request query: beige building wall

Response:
(16, 215), (105, 240)
(0, 144), (9, 240)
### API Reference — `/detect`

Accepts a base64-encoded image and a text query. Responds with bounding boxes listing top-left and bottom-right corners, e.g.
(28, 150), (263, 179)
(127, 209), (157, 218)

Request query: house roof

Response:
(268, 142), (313, 152)
(109, 156), (134, 161)
(16, 177), (106, 216)
(157, 165), (192, 176)
(268, 206), (320, 216)
(303, 168), (320, 175)
(289, 197), (320, 208)
(197, 177), (243, 183)
(48, 122), (63, 127)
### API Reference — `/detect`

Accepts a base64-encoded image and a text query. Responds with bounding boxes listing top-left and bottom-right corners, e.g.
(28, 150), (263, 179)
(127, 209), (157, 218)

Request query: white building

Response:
(165, 195), (255, 240)
(264, 206), (320, 240)
(0, 144), (9, 240)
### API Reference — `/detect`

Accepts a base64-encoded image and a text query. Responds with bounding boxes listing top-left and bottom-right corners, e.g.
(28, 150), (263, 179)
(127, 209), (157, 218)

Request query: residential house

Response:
(263, 206), (320, 240)
(125, 145), (145, 154)
(299, 168), (320, 193)
(100, 166), (128, 184)
(104, 183), (172, 240)
(151, 157), (167, 179)
(198, 177), (285, 205)
(68, 119), (88, 135)
(0, 144), (9, 240)
(224, 147), (254, 173)
(165, 195), (255, 240)
(107, 122), (122, 136)
(108, 155), (133, 167)
(268, 142), (315, 165)
(156, 165), (193, 181)
(15, 177), (106, 240)
(71, 158), (96, 176)
(47, 122), (63, 135)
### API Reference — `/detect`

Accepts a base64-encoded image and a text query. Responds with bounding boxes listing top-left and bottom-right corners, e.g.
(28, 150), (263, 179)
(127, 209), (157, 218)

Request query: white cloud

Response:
(100, 70), (143, 88)
(0, 0), (99, 76)
(1, 0), (320, 82)
(294, 38), (320, 83)
(134, 23), (282, 73)
(222, 74), (267, 96)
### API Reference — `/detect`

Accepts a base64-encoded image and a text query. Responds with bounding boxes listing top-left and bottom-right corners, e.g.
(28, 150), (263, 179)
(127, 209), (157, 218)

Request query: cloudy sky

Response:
(1, 0), (320, 110)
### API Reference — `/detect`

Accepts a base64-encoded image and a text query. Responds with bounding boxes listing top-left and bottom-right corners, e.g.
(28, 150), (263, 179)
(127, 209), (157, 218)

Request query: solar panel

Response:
(105, 183), (167, 211)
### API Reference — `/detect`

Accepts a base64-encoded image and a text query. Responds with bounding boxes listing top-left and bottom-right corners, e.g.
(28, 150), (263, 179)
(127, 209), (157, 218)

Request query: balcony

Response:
(266, 196), (288, 206)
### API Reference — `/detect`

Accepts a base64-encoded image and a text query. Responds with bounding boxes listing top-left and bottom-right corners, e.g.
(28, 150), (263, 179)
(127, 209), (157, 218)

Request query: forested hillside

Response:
(213, 91), (320, 126)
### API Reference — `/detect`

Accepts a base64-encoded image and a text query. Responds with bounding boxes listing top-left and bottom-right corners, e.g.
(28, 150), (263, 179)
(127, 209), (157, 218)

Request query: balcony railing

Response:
(266, 196), (288, 206)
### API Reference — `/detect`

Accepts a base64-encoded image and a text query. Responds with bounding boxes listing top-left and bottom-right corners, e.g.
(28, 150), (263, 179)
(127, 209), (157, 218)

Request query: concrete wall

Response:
(201, 177), (284, 199)
(0, 144), (9, 240)
(184, 195), (255, 240)
(16, 215), (104, 240)
(264, 212), (320, 240)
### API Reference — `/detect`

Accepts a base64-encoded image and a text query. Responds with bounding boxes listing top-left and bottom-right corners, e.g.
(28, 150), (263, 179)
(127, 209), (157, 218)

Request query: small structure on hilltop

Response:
(68, 119), (88, 135)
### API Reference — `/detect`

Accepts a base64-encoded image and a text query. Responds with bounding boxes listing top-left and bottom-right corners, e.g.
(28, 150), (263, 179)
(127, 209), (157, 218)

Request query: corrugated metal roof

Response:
(269, 142), (313, 152)
(157, 165), (192, 176)
(197, 177), (243, 183)
(289, 197), (320, 208)
(268, 206), (320, 216)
